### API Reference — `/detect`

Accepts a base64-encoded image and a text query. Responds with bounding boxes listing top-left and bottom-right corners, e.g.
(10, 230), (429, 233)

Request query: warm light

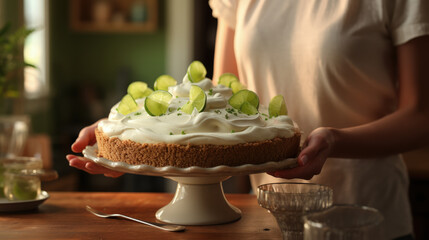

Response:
(23, 0), (48, 99)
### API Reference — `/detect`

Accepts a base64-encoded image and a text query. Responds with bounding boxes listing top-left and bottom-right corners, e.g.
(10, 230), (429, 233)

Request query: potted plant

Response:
(0, 22), (35, 115)
(0, 23), (35, 158)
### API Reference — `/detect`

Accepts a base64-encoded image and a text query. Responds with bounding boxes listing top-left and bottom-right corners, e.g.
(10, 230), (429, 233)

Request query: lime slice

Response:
(181, 85), (207, 114)
(144, 90), (173, 116)
(187, 61), (207, 83)
(228, 89), (259, 111)
(12, 180), (38, 200)
(154, 75), (177, 91)
(269, 95), (288, 117)
(143, 88), (154, 96)
(230, 81), (245, 94)
(118, 94), (139, 115)
(240, 101), (259, 115)
(218, 73), (238, 87)
(127, 81), (153, 99)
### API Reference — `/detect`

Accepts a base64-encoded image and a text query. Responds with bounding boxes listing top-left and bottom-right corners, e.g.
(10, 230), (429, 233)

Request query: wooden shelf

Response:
(70, 0), (158, 33)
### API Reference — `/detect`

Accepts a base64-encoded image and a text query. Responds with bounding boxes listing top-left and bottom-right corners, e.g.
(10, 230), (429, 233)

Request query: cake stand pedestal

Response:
(83, 145), (297, 226)
(156, 176), (241, 225)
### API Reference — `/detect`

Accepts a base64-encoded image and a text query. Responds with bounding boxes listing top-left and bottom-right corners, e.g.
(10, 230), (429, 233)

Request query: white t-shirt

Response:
(210, 0), (429, 238)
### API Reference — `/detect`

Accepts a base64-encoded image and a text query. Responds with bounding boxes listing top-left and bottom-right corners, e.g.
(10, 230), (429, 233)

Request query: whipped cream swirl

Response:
(98, 76), (297, 145)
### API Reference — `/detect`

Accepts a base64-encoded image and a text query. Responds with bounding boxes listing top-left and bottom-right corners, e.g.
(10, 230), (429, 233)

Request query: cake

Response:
(95, 62), (301, 168)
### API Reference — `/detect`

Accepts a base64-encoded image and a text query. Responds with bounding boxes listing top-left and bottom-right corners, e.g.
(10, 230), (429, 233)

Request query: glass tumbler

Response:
(0, 115), (30, 158)
(257, 182), (333, 240)
(0, 156), (43, 199)
(4, 169), (41, 201)
(303, 205), (384, 240)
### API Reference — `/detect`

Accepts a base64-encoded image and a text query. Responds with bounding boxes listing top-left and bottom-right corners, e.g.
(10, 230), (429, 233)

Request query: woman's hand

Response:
(269, 127), (335, 180)
(66, 120), (124, 178)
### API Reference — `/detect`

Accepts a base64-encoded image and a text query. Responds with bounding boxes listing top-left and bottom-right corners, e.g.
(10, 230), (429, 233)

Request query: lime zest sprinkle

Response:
(134, 112), (142, 116)
(231, 130), (235, 133)
(177, 113), (182, 116)
(208, 89), (214, 96)
(181, 130), (186, 135)
(170, 132), (173, 135)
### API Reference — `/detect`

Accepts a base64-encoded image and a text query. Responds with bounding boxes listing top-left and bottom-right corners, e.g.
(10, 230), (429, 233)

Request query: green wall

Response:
(50, 0), (166, 106)
(49, 0), (167, 171)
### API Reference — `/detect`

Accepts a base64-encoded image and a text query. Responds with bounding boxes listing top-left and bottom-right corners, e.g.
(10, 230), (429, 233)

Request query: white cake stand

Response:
(83, 145), (297, 225)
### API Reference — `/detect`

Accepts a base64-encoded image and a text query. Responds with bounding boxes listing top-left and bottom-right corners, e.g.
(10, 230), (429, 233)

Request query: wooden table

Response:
(0, 192), (282, 240)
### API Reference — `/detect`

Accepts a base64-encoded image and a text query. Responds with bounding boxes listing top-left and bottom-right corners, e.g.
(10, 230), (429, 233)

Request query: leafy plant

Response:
(0, 23), (35, 111)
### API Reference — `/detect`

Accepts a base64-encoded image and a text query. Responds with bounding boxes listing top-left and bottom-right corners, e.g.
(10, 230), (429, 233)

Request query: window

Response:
(23, 0), (49, 99)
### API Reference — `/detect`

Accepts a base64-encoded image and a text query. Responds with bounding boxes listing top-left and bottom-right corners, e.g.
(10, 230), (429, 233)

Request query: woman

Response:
(68, 0), (429, 238)
(209, 0), (429, 239)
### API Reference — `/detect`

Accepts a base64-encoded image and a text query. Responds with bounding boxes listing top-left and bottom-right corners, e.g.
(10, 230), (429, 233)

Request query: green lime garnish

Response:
(269, 95), (288, 117)
(218, 73), (238, 87)
(127, 81), (153, 99)
(187, 61), (207, 83)
(228, 89), (259, 115)
(181, 85), (207, 114)
(154, 75), (177, 91)
(240, 101), (259, 115)
(12, 180), (38, 200)
(230, 81), (245, 94)
(118, 94), (139, 115)
(144, 90), (173, 116)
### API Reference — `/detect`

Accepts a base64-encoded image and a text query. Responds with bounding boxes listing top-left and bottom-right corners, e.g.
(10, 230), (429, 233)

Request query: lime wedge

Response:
(143, 88), (154, 96)
(154, 75), (177, 91)
(127, 81), (153, 99)
(228, 89), (259, 113)
(240, 101), (259, 115)
(118, 94), (139, 115)
(187, 61), (207, 83)
(12, 180), (38, 200)
(144, 90), (173, 116)
(218, 73), (238, 87)
(181, 85), (207, 114)
(269, 95), (288, 117)
(230, 81), (245, 94)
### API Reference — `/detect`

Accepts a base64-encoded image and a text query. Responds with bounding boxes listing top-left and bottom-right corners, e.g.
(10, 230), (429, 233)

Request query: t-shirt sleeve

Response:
(209, 0), (238, 29)
(389, 0), (429, 45)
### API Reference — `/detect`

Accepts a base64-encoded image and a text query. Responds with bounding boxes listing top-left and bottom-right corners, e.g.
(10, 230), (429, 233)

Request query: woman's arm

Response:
(271, 36), (429, 179)
(213, 19), (239, 83)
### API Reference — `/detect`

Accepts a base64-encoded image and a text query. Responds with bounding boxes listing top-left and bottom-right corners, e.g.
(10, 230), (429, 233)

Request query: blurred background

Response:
(0, 0), (428, 238)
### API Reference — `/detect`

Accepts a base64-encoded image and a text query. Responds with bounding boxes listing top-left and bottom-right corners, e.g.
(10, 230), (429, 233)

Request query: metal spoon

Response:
(86, 205), (185, 232)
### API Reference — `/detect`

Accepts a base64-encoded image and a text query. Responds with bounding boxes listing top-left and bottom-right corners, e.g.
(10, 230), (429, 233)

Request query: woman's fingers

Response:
(268, 164), (316, 180)
(66, 154), (124, 178)
(71, 120), (102, 153)
(268, 127), (334, 180)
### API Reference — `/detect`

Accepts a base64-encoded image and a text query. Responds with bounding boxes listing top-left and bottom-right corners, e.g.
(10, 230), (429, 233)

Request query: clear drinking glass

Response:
(257, 182), (333, 240)
(303, 205), (384, 240)
(0, 156), (43, 199)
(4, 169), (41, 201)
(0, 115), (30, 158)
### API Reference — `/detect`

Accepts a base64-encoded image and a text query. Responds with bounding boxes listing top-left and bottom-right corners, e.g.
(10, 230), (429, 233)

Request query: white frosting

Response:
(98, 76), (297, 145)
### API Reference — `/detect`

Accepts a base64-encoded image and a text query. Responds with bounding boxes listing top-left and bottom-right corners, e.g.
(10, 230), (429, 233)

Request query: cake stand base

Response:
(156, 176), (242, 225)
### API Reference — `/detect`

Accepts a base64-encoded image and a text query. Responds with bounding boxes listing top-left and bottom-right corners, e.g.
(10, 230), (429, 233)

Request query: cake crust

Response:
(95, 128), (301, 168)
